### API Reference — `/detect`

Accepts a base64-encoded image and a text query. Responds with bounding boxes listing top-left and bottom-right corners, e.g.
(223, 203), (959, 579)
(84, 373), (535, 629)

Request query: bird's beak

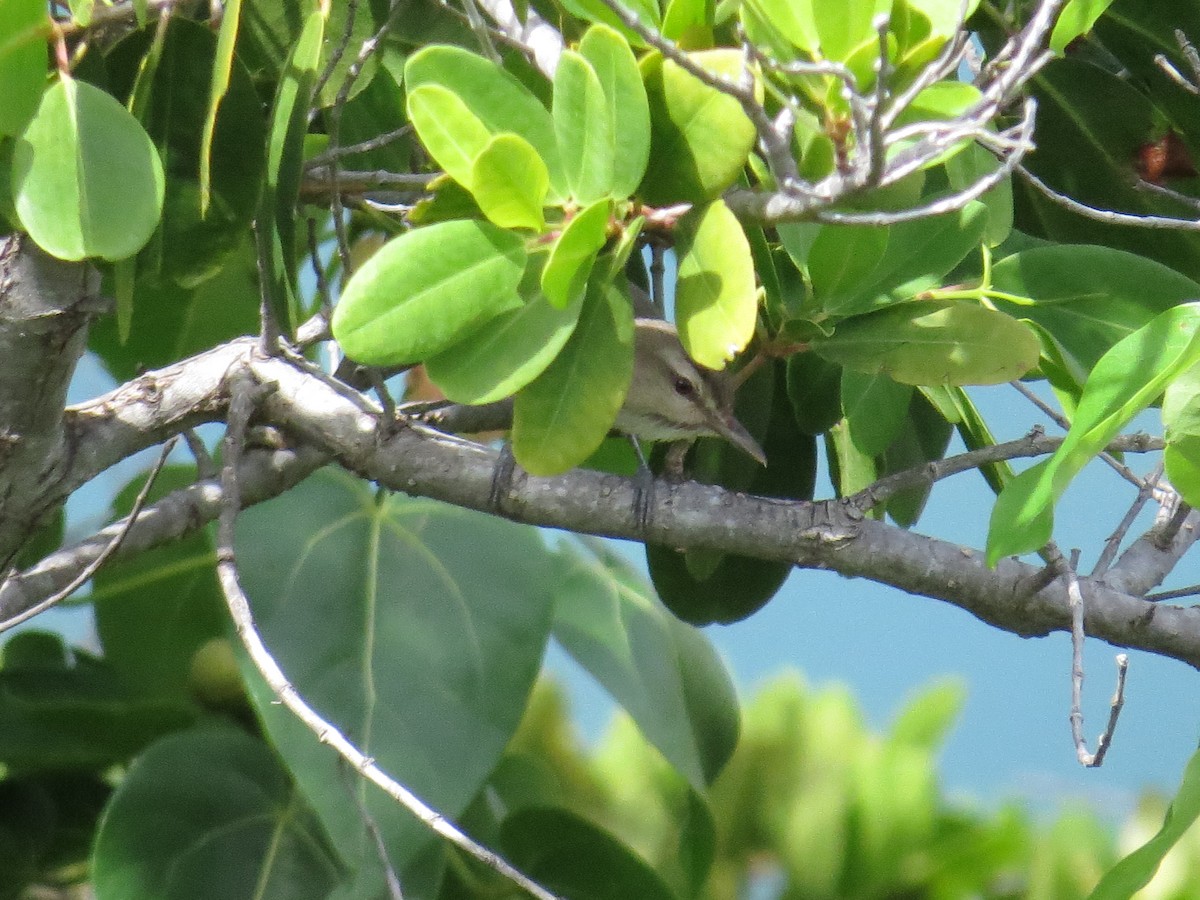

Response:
(715, 415), (767, 466)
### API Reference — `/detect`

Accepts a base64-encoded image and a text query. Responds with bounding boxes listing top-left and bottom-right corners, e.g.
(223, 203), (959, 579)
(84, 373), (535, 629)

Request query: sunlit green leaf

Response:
(405, 83), (491, 189)
(471, 133), (548, 231)
(554, 50), (614, 204)
(639, 49), (756, 205)
(513, 273), (635, 475)
(813, 301), (1039, 385)
(332, 220), (526, 366)
(842, 371), (913, 457)
(675, 199), (757, 369)
(580, 25), (651, 198)
(541, 199), (611, 309)
(14, 76), (164, 261)
(1051, 0), (1117, 53)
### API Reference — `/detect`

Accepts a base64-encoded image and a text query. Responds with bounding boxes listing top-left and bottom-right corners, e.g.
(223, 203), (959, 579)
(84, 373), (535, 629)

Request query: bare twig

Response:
(0, 438), (177, 634)
(304, 125), (413, 168)
(214, 374), (561, 900)
(1155, 29), (1200, 95)
(1054, 546), (1128, 768)
(1092, 463), (1164, 578)
(1016, 164), (1200, 231)
(312, 0), (360, 104)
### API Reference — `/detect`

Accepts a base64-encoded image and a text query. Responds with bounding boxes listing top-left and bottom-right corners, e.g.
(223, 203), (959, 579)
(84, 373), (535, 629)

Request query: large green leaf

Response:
(552, 539), (740, 789)
(559, 0), (660, 45)
(817, 202), (989, 316)
(405, 83), (491, 189)
(92, 727), (342, 900)
(0, 0), (45, 137)
(14, 75), (164, 261)
(842, 371), (913, 457)
(580, 24), (651, 197)
(471, 133), (549, 231)
(332, 219), (526, 366)
(405, 44), (565, 200)
(812, 0), (889, 61)
(1016, 58), (1200, 284)
(235, 470), (557, 875)
(0, 632), (193, 772)
(988, 303), (1200, 564)
(425, 288), (585, 404)
(807, 224), (890, 308)
(540, 199), (611, 310)
(812, 301), (1040, 385)
(1164, 363), (1200, 508)
(991, 245), (1200, 375)
(513, 273), (635, 475)
(554, 50), (614, 204)
(740, 0), (819, 52)
(674, 199), (757, 369)
(500, 807), (676, 900)
(1051, 0), (1118, 53)
(638, 50), (756, 205)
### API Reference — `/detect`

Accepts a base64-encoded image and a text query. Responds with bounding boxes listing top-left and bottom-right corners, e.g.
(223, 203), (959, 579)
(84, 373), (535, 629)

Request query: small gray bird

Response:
(422, 318), (766, 466)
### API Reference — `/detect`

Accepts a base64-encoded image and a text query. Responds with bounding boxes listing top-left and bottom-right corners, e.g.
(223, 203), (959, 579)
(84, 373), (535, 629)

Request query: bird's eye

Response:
(673, 377), (695, 397)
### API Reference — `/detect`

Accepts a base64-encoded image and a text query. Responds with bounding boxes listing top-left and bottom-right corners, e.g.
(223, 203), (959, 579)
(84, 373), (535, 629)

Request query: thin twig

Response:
(1054, 545), (1128, 768)
(0, 438), (177, 634)
(338, 762), (405, 899)
(1016, 164), (1200, 231)
(312, 0), (360, 104)
(215, 374), (560, 900)
(1092, 463), (1164, 577)
(1146, 583), (1200, 602)
(305, 126), (413, 168)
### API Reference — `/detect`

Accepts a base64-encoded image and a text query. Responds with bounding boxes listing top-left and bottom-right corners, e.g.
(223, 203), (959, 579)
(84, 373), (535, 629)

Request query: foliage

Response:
(7, 0), (1200, 897)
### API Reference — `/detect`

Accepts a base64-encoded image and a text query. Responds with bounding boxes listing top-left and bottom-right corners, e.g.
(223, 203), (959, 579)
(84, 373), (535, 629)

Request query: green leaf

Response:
(471, 133), (549, 230)
(675, 199), (757, 369)
(1088, 745), (1200, 899)
(1051, 0), (1117, 54)
(14, 76), (164, 261)
(405, 83), (492, 189)
(638, 50), (756, 205)
(92, 727), (342, 900)
(945, 141), (1012, 247)
(882, 392), (954, 527)
(0, 0), (46, 137)
(813, 301), (1040, 386)
(580, 25), (651, 198)
(817, 202), (989, 315)
(991, 245), (1200, 374)
(808, 225), (890, 307)
(887, 678), (966, 752)
(661, 0), (714, 46)
(827, 419), (878, 498)
(553, 539), (740, 788)
(235, 471), (557, 874)
(0, 632), (193, 771)
(541, 198), (611, 309)
(500, 807), (676, 900)
(425, 289), (585, 404)
(741, 0), (818, 52)
(256, 7), (324, 332)
(1164, 363), (1200, 508)
(554, 50), (614, 204)
(332, 219), (527, 366)
(988, 303), (1200, 565)
(513, 272), (635, 475)
(787, 351), (843, 435)
(842, 371), (913, 457)
(559, 0), (661, 46)
(405, 44), (565, 200)
(813, 0), (889, 61)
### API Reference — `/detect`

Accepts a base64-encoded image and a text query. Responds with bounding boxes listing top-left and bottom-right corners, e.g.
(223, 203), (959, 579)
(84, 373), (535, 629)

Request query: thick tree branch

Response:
(23, 344), (1200, 672)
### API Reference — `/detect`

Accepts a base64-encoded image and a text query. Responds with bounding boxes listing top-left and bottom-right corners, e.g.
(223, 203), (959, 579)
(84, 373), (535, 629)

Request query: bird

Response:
(419, 318), (766, 467)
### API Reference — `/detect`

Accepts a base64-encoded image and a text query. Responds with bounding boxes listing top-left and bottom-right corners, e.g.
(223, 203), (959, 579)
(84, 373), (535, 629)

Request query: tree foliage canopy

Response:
(5, 0), (1200, 896)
